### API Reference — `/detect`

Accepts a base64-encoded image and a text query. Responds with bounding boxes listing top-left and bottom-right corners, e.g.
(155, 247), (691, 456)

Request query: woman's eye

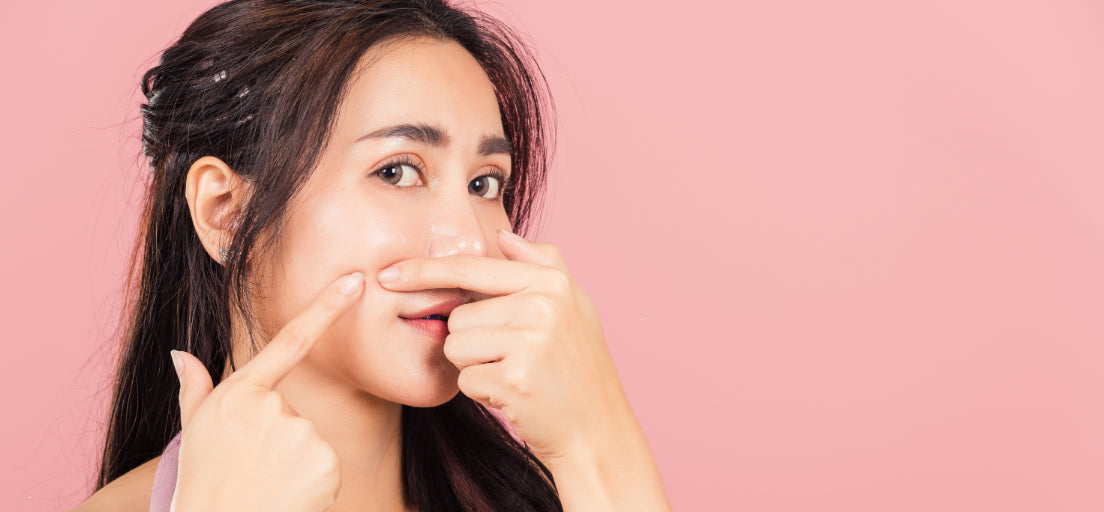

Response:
(470, 174), (506, 200)
(375, 163), (422, 187)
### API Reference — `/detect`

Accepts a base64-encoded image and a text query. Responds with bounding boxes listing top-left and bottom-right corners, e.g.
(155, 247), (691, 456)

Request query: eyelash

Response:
(371, 155), (514, 200)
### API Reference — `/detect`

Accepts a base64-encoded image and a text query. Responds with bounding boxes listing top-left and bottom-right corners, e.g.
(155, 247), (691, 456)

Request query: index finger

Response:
(376, 255), (542, 296)
(231, 271), (364, 390)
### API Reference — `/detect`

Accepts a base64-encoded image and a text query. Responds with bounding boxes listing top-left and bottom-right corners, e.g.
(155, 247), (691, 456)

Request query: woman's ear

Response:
(185, 156), (251, 264)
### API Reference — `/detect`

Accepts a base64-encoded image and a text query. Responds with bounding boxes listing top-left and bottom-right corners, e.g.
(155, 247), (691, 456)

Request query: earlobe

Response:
(185, 156), (249, 264)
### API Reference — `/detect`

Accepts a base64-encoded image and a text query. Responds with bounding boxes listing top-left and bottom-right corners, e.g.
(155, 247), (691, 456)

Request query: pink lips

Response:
(401, 317), (449, 342)
(399, 297), (472, 343)
(400, 298), (470, 320)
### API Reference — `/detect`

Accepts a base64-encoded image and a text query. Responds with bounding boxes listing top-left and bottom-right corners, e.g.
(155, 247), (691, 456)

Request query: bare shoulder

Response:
(67, 455), (162, 512)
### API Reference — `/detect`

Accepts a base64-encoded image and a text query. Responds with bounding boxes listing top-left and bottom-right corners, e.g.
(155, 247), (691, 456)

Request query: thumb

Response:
(171, 349), (214, 432)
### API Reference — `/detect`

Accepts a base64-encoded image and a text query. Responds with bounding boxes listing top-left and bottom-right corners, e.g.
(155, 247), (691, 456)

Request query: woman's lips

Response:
(401, 317), (448, 342)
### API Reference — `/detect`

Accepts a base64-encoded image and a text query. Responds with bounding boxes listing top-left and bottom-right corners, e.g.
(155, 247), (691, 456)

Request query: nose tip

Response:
(425, 226), (488, 259)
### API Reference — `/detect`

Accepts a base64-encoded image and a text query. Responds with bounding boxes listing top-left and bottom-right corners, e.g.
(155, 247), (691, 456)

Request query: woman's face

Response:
(247, 36), (513, 407)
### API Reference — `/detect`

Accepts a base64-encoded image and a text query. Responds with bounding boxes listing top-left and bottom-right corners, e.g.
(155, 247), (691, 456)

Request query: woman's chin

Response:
(393, 384), (462, 408)
(374, 361), (462, 407)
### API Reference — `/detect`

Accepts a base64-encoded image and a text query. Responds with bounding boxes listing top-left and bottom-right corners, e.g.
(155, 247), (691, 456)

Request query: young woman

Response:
(73, 1), (670, 511)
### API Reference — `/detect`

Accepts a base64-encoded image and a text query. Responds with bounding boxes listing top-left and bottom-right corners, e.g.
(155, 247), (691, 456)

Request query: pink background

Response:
(2, 1), (1102, 510)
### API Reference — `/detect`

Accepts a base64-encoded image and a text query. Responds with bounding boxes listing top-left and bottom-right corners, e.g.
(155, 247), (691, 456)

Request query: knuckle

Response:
(318, 443), (341, 472)
(530, 240), (553, 254)
(260, 391), (284, 415)
(446, 303), (469, 329)
(178, 385), (201, 405)
(406, 264), (426, 284)
(504, 366), (529, 395)
(455, 366), (473, 392)
(545, 269), (572, 295)
(287, 417), (316, 442)
(526, 296), (556, 324)
(216, 391), (244, 417)
(278, 325), (312, 352)
(295, 416), (318, 435)
(442, 332), (462, 360)
(542, 242), (565, 261)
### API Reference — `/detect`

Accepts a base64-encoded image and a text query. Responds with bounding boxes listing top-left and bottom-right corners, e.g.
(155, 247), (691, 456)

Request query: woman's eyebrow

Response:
(356, 122), (512, 156)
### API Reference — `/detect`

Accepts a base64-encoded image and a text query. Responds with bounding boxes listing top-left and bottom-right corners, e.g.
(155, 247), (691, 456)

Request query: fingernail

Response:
(498, 228), (527, 242)
(170, 350), (183, 378)
(377, 266), (399, 283)
(339, 272), (364, 294)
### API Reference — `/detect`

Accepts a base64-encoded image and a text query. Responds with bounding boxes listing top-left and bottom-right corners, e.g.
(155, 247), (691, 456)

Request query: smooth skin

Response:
(72, 36), (669, 512)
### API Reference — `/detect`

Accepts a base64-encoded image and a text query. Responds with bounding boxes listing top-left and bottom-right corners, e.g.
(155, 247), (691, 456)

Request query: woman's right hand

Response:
(168, 272), (366, 512)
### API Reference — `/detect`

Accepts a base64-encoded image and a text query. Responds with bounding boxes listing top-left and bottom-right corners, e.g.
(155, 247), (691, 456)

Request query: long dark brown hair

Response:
(94, 1), (560, 510)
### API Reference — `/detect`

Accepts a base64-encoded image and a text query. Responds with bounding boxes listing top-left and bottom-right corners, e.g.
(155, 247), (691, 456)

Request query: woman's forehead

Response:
(335, 37), (505, 146)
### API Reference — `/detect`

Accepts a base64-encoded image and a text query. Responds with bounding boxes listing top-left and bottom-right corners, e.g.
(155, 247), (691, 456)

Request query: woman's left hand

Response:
(375, 228), (633, 467)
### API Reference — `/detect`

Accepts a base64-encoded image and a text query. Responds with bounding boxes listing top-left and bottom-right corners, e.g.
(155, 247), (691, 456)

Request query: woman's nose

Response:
(423, 205), (489, 259)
